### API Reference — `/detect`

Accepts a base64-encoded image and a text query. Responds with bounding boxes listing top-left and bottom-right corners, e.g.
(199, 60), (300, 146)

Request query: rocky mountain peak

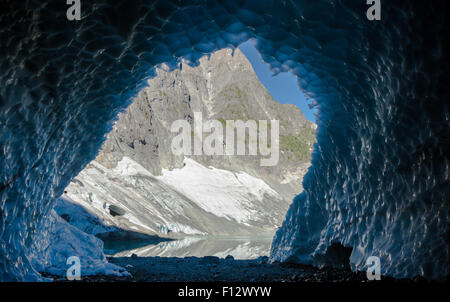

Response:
(96, 47), (315, 199)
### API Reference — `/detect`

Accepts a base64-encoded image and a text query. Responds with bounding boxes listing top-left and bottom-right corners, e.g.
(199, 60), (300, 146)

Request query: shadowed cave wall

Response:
(0, 0), (449, 280)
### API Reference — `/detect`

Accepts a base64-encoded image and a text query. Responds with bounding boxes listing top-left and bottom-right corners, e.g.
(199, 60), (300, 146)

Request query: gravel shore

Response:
(43, 256), (416, 282)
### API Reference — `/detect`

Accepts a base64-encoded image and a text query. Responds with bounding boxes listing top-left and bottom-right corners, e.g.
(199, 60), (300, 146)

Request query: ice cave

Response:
(0, 1), (449, 281)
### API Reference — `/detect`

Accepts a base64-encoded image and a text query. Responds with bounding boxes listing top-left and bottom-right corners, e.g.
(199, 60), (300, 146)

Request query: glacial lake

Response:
(104, 236), (274, 259)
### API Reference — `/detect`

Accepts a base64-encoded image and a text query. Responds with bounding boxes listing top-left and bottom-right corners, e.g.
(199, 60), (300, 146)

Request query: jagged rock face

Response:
(96, 48), (314, 200)
(63, 48), (314, 237)
(0, 1), (448, 280)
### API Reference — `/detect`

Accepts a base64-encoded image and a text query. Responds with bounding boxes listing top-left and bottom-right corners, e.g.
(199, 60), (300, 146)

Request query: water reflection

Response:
(108, 237), (273, 259)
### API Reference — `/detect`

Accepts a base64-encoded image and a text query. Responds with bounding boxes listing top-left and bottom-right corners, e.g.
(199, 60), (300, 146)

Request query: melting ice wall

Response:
(0, 0), (448, 280)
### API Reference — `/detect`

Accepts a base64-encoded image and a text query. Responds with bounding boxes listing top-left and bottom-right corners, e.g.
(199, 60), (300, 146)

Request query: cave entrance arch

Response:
(1, 1), (448, 280)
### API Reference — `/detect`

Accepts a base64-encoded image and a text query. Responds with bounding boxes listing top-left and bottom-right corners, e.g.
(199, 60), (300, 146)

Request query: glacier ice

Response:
(62, 156), (287, 236)
(0, 1), (449, 280)
(29, 210), (130, 278)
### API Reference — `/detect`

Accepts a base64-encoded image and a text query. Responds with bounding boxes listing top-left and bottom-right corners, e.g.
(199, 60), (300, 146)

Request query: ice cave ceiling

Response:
(0, 0), (449, 280)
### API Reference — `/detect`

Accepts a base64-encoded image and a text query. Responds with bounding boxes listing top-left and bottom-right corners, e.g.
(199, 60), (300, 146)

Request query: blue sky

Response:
(238, 40), (316, 122)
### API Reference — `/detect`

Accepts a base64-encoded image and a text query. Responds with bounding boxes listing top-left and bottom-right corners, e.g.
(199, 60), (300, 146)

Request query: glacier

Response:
(0, 0), (449, 280)
(62, 156), (287, 236)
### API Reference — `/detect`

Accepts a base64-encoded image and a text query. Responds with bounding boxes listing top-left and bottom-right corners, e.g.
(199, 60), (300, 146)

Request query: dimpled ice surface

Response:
(0, 1), (448, 280)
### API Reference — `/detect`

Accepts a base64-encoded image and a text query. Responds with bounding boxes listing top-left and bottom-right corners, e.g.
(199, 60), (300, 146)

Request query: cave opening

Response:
(58, 39), (317, 261)
(0, 1), (448, 281)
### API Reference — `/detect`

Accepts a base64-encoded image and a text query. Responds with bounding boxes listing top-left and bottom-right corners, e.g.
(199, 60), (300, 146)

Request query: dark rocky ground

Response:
(43, 255), (420, 282)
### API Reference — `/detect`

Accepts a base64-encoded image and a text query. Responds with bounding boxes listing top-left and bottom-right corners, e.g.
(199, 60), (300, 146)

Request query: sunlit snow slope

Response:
(63, 156), (285, 236)
(0, 1), (449, 280)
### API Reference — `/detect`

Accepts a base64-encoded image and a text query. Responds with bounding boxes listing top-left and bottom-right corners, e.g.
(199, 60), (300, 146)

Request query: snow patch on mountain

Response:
(157, 158), (281, 224)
